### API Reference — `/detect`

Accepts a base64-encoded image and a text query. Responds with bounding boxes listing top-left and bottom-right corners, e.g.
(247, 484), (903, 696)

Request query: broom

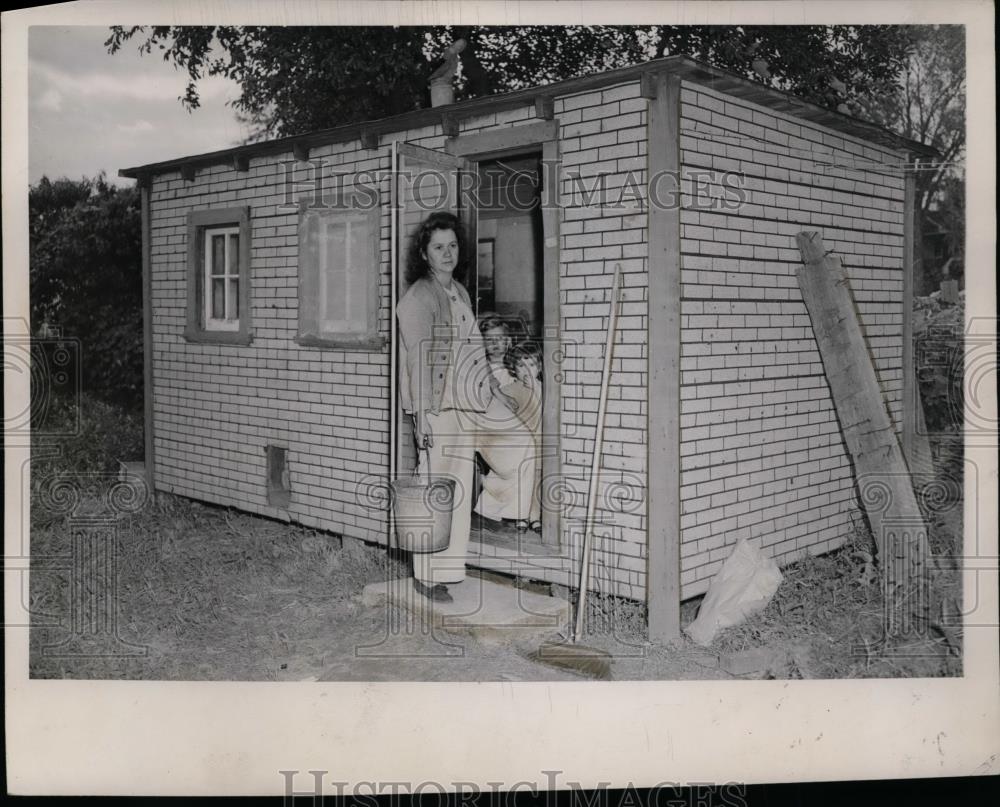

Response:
(529, 265), (622, 679)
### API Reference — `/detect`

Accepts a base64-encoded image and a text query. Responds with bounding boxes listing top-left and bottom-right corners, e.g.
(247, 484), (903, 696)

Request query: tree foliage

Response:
(852, 25), (965, 289)
(30, 175), (143, 410)
(855, 26), (965, 208)
(106, 25), (916, 141)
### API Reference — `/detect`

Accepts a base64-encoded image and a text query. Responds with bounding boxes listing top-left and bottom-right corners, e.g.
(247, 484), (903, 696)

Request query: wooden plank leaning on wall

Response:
(796, 231), (929, 632)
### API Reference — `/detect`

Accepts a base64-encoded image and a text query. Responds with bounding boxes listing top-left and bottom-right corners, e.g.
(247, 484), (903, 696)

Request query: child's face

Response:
(515, 356), (540, 386)
(483, 327), (510, 362)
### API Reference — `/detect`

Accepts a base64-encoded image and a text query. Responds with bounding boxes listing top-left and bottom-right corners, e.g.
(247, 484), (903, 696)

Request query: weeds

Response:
(583, 588), (648, 644)
(29, 375), (964, 680)
(28, 395), (404, 680)
(32, 392), (143, 477)
(703, 510), (961, 678)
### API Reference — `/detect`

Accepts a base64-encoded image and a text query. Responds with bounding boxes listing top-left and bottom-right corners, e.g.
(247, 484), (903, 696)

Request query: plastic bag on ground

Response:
(685, 538), (783, 646)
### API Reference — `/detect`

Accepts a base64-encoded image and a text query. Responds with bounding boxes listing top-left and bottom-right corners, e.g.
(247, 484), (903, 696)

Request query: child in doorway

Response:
(472, 313), (536, 529)
(478, 313), (516, 387)
(503, 341), (544, 533)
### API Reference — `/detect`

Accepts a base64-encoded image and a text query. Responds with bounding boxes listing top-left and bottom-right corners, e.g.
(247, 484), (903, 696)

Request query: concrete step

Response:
(362, 575), (571, 642)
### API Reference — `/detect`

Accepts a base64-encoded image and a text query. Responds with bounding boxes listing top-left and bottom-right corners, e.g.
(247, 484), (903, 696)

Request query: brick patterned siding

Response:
(677, 82), (907, 597)
(149, 141), (394, 544)
(146, 75), (908, 606)
(396, 84), (650, 600)
(544, 81), (650, 601)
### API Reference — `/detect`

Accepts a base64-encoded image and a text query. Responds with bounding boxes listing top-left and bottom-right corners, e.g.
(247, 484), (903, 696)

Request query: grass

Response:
(29, 391), (964, 680)
(30, 488), (405, 680)
(571, 435), (963, 680)
(700, 469), (963, 679)
(29, 394), (404, 680)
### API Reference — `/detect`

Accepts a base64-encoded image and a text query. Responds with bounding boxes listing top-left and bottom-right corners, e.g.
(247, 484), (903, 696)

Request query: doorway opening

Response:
(473, 154), (544, 339)
(390, 137), (561, 558)
(468, 152), (555, 553)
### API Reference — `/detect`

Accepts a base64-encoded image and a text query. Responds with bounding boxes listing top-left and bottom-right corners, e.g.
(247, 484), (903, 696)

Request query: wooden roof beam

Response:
(441, 113), (460, 138)
(534, 95), (554, 120)
(640, 69), (668, 99)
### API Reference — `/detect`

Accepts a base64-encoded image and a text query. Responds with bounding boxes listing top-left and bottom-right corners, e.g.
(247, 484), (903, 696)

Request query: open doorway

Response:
(468, 152), (554, 552)
(391, 136), (560, 557)
(474, 154), (544, 339)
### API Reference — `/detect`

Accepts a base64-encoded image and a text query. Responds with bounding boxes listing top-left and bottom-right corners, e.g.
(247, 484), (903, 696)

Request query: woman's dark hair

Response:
(507, 340), (543, 381)
(405, 211), (467, 285)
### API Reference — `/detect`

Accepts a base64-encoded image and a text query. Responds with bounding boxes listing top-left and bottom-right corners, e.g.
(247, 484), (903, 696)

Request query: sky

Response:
(28, 26), (250, 186)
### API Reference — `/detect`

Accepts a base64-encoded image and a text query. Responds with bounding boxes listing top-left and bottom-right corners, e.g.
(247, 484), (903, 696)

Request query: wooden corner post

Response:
(902, 160), (917, 466)
(646, 71), (682, 642)
(140, 181), (156, 499)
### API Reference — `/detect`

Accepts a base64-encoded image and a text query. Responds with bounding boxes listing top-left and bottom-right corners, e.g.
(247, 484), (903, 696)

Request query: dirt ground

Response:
(27, 469), (961, 682)
(28, 490), (738, 681)
(27, 295), (964, 682)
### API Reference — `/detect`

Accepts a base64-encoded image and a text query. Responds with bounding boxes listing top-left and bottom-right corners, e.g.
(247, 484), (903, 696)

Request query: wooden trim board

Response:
(540, 137), (562, 548)
(646, 72), (682, 642)
(902, 163), (917, 467)
(140, 184), (155, 495)
(445, 120), (559, 160)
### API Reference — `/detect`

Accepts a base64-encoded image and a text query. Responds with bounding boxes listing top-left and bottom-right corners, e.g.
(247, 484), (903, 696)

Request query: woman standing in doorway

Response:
(396, 211), (532, 602)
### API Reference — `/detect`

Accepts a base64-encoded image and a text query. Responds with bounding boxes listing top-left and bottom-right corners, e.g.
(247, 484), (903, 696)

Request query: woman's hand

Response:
(413, 411), (433, 448)
(497, 387), (520, 415)
(488, 375), (520, 415)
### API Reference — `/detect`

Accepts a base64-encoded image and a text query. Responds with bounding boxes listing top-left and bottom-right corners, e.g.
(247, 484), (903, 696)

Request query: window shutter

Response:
(298, 204), (383, 349)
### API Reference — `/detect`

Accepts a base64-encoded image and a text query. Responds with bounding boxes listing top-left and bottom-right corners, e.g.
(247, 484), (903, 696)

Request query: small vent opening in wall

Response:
(266, 446), (291, 507)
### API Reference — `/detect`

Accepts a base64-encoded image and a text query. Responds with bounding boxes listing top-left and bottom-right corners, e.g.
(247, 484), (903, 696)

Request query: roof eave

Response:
(119, 54), (939, 180)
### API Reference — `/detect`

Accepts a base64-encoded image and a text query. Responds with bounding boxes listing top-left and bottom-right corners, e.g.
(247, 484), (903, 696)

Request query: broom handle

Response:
(574, 264), (622, 642)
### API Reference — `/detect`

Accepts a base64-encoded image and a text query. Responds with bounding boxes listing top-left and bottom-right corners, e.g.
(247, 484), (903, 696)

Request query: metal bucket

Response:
(391, 469), (454, 554)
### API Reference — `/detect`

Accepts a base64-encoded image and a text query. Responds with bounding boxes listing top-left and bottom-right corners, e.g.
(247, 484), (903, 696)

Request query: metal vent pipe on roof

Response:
(429, 39), (466, 108)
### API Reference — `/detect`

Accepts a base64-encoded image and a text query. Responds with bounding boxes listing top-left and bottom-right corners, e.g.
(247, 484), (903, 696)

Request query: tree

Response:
(30, 175), (143, 410)
(651, 25), (913, 109)
(849, 25), (965, 292)
(106, 25), (915, 141)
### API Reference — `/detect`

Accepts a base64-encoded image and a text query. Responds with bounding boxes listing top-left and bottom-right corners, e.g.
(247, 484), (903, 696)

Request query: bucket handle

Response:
(417, 446), (432, 482)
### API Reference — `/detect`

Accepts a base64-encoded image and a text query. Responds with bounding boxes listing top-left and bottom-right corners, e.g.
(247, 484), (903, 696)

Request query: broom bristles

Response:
(527, 639), (613, 680)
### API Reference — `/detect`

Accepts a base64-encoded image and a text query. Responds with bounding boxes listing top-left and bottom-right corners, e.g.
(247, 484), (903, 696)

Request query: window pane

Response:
(227, 279), (239, 321)
(227, 233), (239, 277)
(321, 221), (347, 323)
(211, 278), (225, 319)
(347, 219), (368, 328)
(211, 234), (226, 277)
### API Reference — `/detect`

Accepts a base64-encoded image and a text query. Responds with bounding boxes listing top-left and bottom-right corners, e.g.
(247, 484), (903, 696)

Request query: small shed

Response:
(120, 55), (934, 639)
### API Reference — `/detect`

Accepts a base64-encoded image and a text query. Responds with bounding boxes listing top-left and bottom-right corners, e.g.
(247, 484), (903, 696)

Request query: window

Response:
(297, 203), (384, 350)
(185, 207), (252, 344)
(204, 226), (240, 331)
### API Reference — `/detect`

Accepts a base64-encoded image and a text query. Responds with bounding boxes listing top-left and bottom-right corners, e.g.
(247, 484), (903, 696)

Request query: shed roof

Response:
(120, 54), (938, 180)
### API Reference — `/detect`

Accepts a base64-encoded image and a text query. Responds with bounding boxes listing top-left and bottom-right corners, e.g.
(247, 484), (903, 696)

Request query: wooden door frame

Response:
(446, 120), (562, 547)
